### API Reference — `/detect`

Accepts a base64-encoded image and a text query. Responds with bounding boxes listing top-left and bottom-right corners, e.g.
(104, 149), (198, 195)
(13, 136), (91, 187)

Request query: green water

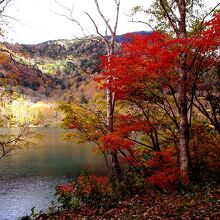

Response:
(0, 127), (106, 220)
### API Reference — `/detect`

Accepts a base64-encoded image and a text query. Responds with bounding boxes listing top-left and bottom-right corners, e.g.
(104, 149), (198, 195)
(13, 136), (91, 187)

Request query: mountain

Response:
(2, 31), (151, 102)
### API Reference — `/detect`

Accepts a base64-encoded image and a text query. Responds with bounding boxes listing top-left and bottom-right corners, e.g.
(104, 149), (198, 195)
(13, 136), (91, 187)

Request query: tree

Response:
(56, 0), (122, 177)
(129, 0), (220, 181)
(0, 125), (32, 160)
(0, 0), (35, 160)
(192, 13), (220, 134)
(59, 94), (111, 170)
(99, 13), (220, 184)
(89, 0), (122, 177)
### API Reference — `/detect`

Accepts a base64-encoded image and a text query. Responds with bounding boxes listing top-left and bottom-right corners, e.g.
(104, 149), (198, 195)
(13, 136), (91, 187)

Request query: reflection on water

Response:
(0, 128), (106, 220)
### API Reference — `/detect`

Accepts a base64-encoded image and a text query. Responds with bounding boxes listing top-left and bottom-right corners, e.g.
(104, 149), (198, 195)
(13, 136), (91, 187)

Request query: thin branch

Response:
(84, 11), (109, 45)
(113, 0), (120, 36)
(0, 48), (27, 75)
(126, 137), (154, 150)
(0, 0), (12, 14)
(201, 2), (220, 24)
(51, 10), (87, 37)
(54, 0), (72, 11)
(93, 0), (114, 35)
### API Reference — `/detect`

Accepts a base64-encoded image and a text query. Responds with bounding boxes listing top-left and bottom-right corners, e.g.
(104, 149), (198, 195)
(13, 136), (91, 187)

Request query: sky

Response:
(1, 0), (220, 44)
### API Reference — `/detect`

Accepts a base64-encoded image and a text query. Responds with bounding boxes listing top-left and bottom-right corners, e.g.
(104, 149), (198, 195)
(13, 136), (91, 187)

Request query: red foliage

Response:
(147, 149), (177, 168)
(57, 175), (110, 197)
(146, 148), (185, 191)
(99, 132), (135, 151)
(97, 14), (220, 101)
(77, 175), (109, 195)
(115, 114), (153, 137)
(57, 183), (74, 194)
(95, 14), (220, 187)
(68, 123), (78, 129)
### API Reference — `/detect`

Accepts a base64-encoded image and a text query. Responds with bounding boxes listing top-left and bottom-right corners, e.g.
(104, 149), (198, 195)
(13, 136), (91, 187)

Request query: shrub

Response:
(109, 167), (146, 199)
(56, 183), (81, 210)
(56, 169), (111, 209)
(146, 148), (187, 191)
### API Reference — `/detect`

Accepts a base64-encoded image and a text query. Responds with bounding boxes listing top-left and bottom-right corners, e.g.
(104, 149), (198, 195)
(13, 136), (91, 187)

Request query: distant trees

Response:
(0, 71), (33, 160)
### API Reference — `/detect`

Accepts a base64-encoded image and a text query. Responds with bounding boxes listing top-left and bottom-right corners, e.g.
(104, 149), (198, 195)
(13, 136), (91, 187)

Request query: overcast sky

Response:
(2, 0), (220, 44)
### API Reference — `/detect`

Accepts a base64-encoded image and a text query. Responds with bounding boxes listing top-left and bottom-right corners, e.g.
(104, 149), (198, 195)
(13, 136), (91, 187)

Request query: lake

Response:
(0, 128), (106, 220)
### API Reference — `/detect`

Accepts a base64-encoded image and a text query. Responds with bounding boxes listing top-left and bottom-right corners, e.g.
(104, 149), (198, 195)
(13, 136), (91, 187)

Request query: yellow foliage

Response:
(0, 52), (8, 63)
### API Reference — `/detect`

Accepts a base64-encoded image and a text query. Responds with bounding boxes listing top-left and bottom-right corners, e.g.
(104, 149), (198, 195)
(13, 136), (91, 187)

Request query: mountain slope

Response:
(2, 31), (151, 102)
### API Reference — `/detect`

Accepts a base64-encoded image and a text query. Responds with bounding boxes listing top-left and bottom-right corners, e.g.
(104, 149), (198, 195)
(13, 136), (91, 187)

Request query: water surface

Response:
(0, 128), (106, 220)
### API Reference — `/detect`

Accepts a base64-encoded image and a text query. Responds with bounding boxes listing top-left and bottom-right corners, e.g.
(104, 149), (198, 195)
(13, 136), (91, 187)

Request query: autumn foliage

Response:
(98, 15), (220, 102)
(59, 14), (220, 202)
(90, 14), (220, 191)
(146, 148), (189, 191)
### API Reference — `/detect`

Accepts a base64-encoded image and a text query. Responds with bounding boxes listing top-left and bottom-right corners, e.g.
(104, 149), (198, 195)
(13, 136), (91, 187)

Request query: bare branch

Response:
(51, 10), (87, 37)
(0, 125), (34, 160)
(84, 12), (107, 43)
(113, 0), (120, 36)
(0, 48), (27, 75)
(93, 0), (114, 35)
(0, 0), (12, 14)
(202, 2), (220, 22)
(198, 1), (220, 32)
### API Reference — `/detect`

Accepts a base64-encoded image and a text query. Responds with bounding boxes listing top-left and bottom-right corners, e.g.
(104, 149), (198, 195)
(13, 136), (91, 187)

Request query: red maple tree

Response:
(97, 13), (220, 183)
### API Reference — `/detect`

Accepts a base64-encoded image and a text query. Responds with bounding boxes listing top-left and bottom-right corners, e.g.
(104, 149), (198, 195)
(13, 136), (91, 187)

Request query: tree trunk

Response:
(135, 0), (191, 181)
(176, 0), (190, 183)
(106, 80), (121, 177)
(178, 76), (190, 178)
(92, 0), (121, 178)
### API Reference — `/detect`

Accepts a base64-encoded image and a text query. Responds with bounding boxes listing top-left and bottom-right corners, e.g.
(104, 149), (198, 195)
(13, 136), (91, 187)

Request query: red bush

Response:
(146, 148), (185, 191)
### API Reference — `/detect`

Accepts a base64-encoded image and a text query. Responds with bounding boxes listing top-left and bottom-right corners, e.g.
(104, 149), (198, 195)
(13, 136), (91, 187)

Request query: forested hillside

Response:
(2, 31), (150, 103)
(3, 38), (105, 102)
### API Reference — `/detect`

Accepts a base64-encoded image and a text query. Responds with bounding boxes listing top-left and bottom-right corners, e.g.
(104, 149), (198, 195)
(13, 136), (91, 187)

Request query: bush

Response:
(146, 148), (188, 191)
(56, 169), (111, 209)
(56, 183), (81, 210)
(56, 167), (149, 210)
(109, 167), (146, 199)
